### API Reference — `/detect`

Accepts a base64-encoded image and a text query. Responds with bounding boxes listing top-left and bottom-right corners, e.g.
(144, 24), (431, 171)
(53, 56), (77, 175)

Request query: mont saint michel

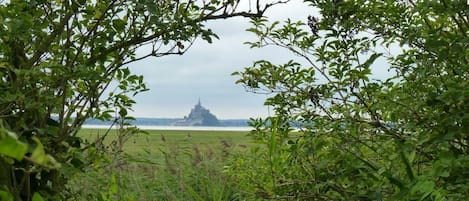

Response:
(172, 99), (221, 126)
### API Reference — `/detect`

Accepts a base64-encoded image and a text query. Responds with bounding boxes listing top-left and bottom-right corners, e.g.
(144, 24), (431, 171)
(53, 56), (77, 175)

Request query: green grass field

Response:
(78, 128), (254, 154)
(69, 128), (258, 200)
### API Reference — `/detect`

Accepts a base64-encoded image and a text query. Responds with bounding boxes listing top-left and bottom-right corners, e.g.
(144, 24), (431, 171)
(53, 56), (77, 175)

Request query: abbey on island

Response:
(172, 99), (221, 126)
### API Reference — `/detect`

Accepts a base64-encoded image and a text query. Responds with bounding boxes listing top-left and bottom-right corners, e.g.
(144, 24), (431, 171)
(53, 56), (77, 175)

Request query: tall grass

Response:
(66, 129), (251, 201)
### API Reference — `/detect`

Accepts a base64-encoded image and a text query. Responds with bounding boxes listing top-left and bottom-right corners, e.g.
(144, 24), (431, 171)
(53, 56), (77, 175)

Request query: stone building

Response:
(172, 99), (221, 126)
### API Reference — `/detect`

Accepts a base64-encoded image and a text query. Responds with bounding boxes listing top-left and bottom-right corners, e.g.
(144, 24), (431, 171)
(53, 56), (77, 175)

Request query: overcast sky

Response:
(125, 1), (316, 119)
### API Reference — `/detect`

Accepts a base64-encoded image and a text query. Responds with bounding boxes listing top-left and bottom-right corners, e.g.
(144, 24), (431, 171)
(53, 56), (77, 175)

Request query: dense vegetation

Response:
(0, 0), (284, 200)
(231, 0), (469, 200)
(1, 0), (468, 200)
(70, 129), (251, 201)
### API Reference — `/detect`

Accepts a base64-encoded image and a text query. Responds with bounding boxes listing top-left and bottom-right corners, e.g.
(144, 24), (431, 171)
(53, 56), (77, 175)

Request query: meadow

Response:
(78, 128), (253, 154)
(68, 128), (258, 201)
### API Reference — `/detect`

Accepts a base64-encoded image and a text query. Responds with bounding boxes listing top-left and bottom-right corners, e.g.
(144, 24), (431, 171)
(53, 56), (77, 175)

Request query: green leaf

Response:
(119, 108), (127, 117)
(30, 137), (47, 164)
(361, 53), (382, 69)
(0, 129), (28, 160)
(0, 190), (14, 201)
(30, 137), (60, 168)
(112, 19), (126, 31)
(32, 192), (45, 201)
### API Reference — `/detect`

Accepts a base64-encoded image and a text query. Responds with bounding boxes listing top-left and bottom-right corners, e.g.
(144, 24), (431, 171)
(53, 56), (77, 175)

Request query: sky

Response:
(126, 1), (399, 119)
(127, 1), (316, 119)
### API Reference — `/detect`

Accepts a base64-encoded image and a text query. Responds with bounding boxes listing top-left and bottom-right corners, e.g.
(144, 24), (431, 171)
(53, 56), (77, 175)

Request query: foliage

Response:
(68, 130), (246, 201)
(231, 0), (469, 200)
(0, 0), (286, 200)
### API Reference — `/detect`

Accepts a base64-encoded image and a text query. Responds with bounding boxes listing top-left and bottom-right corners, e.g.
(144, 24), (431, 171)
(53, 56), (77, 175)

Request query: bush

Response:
(230, 0), (469, 200)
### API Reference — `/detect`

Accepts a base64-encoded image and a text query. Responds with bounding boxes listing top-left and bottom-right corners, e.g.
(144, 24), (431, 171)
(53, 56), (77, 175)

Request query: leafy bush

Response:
(230, 0), (469, 200)
(0, 1), (285, 199)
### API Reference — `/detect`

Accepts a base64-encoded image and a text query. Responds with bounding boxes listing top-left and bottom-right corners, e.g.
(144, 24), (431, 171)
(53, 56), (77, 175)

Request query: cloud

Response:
(127, 1), (320, 119)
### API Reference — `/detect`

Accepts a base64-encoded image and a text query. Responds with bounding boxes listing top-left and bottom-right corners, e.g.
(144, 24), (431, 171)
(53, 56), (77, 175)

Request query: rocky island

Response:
(172, 99), (221, 126)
